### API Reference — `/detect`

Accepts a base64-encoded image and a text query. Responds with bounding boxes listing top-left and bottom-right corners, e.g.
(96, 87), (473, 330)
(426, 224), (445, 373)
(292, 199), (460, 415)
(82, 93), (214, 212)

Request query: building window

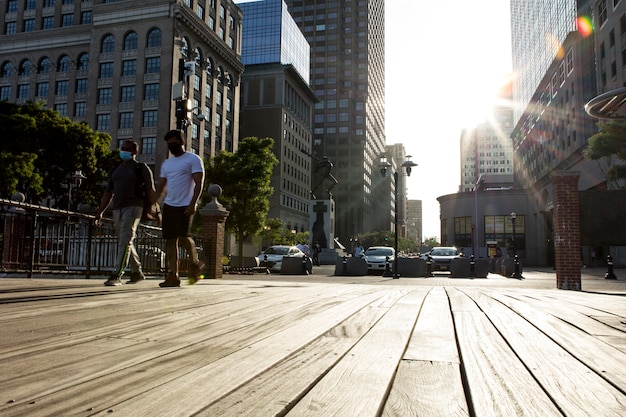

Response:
(54, 103), (68, 117)
(75, 78), (88, 94)
(143, 110), (158, 127)
(38, 57), (52, 74)
(7, 0), (18, 13)
(145, 57), (160, 74)
(6, 21), (17, 35)
(124, 32), (138, 50)
(24, 19), (35, 32)
(36, 82), (49, 97)
(96, 114), (111, 131)
(598, 1), (608, 26)
(147, 28), (162, 47)
(484, 215), (525, 252)
(61, 13), (74, 27)
(144, 83), (159, 100)
(77, 53), (89, 70)
(98, 87), (112, 104)
(57, 55), (71, 72)
(101, 34), (115, 53)
(142, 137), (156, 154)
(120, 85), (135, 102)
(44, 0), (55, 7)
(1, 85), (12, 101)
(56, 80), (69, 95)
(26, 0), (37, 10)
(18, 84), (30, 99)
(19, 60), (33, 76)
(119, 112), (134, 128)
(122, 59), (136, 76)
(81, 11), (92, 24)
(99, 62), (113, 78)
(75, 102), (86, 117)
(42, 16), (54, 30)
(454, 216), (472, 249)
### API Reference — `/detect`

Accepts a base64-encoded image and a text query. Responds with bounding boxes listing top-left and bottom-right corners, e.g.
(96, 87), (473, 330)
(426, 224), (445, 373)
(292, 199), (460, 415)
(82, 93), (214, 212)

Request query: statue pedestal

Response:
(309, 199), (335, 250)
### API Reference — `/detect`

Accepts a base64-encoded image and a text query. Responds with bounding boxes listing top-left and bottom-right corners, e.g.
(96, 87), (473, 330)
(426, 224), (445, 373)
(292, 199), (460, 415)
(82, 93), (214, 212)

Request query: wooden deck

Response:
(0, 268), (625, 416)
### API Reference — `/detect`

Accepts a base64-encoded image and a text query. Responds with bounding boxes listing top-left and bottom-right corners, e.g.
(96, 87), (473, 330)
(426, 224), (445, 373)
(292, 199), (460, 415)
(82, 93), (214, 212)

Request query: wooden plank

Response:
(464, 288), (626, 415)
(383, 287), (469, 417)
(477, 289), (626, 392)
(1, 283), (380, 416)
(79, 288), (408, 416)
(447, 288), (563, 417)
(198, 297), (398, 416)
(284, 289), (427, 416)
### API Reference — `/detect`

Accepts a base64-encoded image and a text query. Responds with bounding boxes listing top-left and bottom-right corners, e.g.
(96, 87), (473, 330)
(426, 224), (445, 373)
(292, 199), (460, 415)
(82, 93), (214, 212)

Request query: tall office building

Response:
(0, 0), (243, 174)
(237, 0), (317, 232)
(510, 0), (578, 124)
(284, 0), (387, 244)
(459, 84), (515, 192)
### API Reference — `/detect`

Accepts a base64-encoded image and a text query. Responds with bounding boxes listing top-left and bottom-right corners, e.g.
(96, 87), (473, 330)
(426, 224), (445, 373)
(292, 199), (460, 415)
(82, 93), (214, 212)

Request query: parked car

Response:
(362, 246), (395, 273)
(426, 246), (461, 272)
(256, 245), (305, 272)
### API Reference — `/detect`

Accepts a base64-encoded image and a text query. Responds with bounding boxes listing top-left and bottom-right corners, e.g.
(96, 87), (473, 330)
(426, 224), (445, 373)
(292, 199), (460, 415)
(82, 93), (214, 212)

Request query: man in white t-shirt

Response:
(153, 130), (205, 287)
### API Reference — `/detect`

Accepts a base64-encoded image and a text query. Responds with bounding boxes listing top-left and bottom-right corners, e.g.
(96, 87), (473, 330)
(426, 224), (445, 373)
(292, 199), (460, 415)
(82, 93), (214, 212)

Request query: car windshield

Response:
(431, 248), (457, 256)
(365, 248), (393, 256)
(264, 247), (289, 255)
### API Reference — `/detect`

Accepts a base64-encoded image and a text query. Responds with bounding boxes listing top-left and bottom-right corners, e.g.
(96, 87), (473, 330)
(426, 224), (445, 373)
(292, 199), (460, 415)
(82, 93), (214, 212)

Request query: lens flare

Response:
(577, 16), (593, 37)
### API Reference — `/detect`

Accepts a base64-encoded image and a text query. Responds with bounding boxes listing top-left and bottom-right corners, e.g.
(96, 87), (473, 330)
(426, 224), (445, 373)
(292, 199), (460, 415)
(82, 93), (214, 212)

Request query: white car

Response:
(257, 245), (305, 272)
(362, 246), (395, 273)
(427, 246), (461, 271)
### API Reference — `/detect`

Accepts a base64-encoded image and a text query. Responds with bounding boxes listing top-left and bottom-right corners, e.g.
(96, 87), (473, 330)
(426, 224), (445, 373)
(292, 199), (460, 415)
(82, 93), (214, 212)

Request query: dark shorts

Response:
(162, 204), (193, 240)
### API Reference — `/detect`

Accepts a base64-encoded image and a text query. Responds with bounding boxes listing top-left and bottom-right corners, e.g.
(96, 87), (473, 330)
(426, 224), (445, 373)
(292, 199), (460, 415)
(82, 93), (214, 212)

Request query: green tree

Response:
(0, 101), (114, 206)
(0, 152), (44, 197)
(583, 119), (626, 189)
(204, 137), (278, 265)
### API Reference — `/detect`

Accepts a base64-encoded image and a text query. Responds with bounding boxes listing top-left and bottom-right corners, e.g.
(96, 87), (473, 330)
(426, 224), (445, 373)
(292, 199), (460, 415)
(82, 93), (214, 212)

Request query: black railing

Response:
(0, 198), (206, 278)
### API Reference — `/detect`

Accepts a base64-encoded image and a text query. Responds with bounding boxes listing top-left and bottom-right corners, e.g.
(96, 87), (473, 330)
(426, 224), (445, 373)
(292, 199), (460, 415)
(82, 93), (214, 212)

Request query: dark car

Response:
(427, 246), (461, 272)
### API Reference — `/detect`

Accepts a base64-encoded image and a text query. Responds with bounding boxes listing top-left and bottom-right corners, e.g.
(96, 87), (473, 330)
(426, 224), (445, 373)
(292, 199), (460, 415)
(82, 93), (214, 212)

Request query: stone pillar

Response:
(552, 171), (581, 290)
(198, 184), (229, 280)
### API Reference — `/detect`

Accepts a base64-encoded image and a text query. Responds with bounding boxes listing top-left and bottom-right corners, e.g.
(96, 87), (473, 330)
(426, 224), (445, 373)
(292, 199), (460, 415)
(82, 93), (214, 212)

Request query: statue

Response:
(301, 149), (338, 199)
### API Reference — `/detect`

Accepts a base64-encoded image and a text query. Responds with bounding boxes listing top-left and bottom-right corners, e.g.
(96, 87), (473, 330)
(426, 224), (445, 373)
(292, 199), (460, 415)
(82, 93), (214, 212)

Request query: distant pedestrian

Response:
(153, 130), (205, 287)
(354, 242), (364, 258)
(312, 241), (321, 266)
(95, 140), (156, 286)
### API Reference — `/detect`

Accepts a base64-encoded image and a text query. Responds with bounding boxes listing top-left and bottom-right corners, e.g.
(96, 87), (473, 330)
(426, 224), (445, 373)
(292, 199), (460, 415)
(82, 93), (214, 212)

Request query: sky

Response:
(385, 0), (513, 240)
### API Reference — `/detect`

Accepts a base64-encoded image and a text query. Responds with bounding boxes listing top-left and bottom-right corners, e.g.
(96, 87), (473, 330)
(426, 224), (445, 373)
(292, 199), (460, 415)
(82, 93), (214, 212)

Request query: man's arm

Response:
(185, 171), (204, 216)
(94, 190), (113, 225)
(152, 177), (166, 205)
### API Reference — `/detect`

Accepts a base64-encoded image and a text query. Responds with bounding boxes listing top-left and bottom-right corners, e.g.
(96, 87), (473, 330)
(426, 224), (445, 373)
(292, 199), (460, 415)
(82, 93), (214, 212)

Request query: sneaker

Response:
(159, 273), (181, 288)
(126, 271), (146, 284)
(188, 261), (205, 285)
(104, 276), (123, 286)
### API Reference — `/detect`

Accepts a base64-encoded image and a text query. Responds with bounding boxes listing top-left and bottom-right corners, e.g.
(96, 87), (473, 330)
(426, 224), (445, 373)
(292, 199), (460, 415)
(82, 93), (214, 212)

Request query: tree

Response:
(583, 119), (626, 189)
(204, 137), (278, 265)
(0, 101), (114, 205)
(0, 152), (44, 198)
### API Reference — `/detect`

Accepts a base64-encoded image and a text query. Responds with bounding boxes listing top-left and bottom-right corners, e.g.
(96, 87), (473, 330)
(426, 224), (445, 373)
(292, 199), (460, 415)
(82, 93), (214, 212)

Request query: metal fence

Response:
(0, 198), (206, 278)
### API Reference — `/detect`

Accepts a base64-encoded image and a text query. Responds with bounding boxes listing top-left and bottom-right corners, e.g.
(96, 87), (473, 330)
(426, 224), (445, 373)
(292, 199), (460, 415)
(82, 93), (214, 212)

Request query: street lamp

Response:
(473, 175), (484, 257)
(379, 155), (417, 279)
(510, 211), (522, 279)
(67, 170), (86, 211)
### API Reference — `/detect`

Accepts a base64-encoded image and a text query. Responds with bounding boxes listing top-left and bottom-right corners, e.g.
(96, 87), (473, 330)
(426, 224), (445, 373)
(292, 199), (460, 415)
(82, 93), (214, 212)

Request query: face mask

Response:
(120, 151), (133, 161)
(168, 143), (183, 155)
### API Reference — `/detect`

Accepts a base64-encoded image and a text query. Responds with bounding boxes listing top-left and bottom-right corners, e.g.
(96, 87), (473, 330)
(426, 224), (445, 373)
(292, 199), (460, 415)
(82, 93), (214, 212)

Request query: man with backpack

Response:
(95, 140), (156, 286)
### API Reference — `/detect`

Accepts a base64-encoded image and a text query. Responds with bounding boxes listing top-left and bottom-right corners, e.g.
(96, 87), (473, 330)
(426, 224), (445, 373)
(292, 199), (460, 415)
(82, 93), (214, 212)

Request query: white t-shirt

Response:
(160, 152), (204, 207)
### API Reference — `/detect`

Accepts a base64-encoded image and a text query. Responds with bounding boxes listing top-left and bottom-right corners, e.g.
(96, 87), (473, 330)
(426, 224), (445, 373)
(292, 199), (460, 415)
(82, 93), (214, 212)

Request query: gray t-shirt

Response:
(106, 161), (154, 210)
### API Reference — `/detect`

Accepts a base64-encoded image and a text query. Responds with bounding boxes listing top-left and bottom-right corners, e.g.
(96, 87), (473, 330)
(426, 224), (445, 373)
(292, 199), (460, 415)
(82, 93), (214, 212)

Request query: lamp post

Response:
(379, 155), (417, 279)
(473, 175), (484, 257)
(510, 212), (522, 279)
(67, 170), (86, 211)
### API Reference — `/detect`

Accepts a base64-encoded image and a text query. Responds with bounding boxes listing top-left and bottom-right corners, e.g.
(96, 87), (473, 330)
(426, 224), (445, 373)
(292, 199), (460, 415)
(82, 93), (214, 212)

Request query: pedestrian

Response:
(95, 140), (156, 286)
(153, 130), (205, 287)
(312, 241), (321, 266)
(354, 242), (364, 257)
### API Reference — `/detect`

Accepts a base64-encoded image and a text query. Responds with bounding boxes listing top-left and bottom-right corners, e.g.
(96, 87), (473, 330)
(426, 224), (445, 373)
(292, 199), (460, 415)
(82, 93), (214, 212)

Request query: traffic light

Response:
(175, 99), (190, 130)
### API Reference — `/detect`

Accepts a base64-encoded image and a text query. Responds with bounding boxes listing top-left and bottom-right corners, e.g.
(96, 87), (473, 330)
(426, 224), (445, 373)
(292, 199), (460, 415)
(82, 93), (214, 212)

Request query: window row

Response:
(1, 54), (89, 77)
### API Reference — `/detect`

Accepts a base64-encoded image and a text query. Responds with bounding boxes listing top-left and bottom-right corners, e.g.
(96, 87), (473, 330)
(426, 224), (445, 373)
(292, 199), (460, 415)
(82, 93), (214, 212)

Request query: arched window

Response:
(101, 34), (115, 53)
(38, 57), (52, 74)
(147, 28), (162, 47)
(1, 62), (13, 78)
(77, 53), (89, 70)
(19, 60), (33, 76)
(57, 55), (71, 72)
(124, 31), (138, 50)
